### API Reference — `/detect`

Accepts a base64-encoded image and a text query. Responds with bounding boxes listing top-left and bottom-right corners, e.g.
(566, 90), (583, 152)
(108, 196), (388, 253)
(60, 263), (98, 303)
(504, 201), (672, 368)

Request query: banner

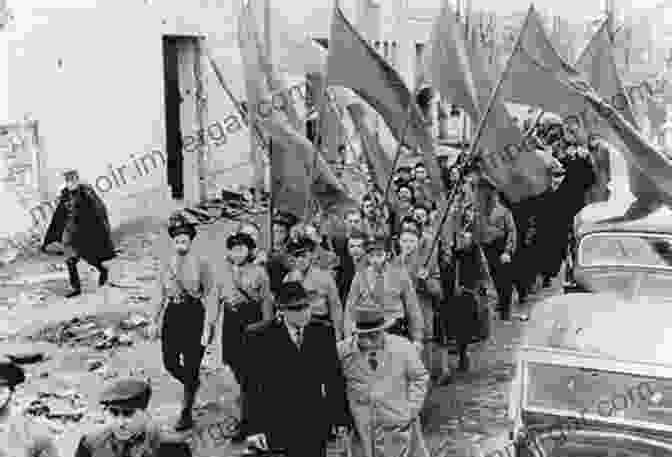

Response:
(327, 6), (445, 199)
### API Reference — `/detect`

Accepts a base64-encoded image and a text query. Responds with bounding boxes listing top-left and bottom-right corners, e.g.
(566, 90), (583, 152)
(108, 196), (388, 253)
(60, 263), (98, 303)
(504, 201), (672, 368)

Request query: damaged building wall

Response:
(5, 0), (280, 232)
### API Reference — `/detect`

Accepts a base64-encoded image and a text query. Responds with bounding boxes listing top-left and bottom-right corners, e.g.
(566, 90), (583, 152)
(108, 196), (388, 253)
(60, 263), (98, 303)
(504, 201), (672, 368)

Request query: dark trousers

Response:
(512, 246), (536, 300)
(66, 256), (107, 290)
(221, 305), (262, 433)
(482, 240), (513, 316)
(161, 299), (205, 390)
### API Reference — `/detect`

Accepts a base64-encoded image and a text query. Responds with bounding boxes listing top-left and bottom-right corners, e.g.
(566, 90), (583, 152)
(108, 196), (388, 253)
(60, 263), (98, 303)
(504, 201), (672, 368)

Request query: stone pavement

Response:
(0, 216), (563, 457)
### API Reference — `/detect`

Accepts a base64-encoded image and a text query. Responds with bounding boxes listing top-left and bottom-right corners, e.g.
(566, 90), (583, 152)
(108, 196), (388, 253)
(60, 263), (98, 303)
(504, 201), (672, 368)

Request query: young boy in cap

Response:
(337, 309), (429, 457)
(0, 358), (59, 457)
(74, 378), (189, 457)
(245, 281), (350, 457)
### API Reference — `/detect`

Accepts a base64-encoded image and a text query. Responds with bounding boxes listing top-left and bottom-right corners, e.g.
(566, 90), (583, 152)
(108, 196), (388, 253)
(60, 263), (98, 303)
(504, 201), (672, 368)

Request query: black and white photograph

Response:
(2, 0), (672, 455)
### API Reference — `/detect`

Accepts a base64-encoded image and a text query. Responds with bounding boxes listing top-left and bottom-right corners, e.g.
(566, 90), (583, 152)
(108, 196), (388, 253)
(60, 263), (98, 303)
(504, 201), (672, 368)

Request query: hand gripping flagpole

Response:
(421, 4), (534, 270)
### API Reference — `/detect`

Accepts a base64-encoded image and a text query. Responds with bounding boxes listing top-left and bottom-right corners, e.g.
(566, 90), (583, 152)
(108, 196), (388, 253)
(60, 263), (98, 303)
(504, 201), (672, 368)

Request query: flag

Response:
(457, 14), (550, 202)
(646, 95), (666, 135)
(327, 5), (445, 199)
(263, 117), (356, 213)
(467, 26), (552, 201)
(238, 1), (354, 217)
(426, 0), (480, 124)
(576, 19), (663, 205)
(580, 88), (672, 206)
(348, 103), (394, 194)
(500, 6), (582, 108)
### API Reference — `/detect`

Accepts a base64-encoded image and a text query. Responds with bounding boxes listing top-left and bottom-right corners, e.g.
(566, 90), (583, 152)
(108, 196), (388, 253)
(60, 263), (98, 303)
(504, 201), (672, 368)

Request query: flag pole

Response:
(205, 48), (268, 153)
(264, 0), (275, 249)
(422, 6), (534, 269)
(382, 107), (413, 204)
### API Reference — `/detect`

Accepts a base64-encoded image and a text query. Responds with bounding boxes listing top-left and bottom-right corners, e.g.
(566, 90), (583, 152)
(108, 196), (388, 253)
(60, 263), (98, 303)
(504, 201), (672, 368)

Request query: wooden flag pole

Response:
(264, 0), (274, 249)
(422, 6), (534, 269)
(205, 48), (268, 153)
(382, 106), (413, 204)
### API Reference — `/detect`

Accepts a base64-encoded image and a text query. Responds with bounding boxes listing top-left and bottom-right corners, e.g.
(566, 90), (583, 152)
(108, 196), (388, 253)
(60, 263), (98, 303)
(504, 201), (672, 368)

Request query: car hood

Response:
(575, 268), (672, 300)
(521, 293), (672, 366)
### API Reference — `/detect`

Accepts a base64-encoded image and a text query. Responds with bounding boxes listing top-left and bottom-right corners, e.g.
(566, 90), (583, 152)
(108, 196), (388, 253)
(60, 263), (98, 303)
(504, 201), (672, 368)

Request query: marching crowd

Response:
(0, 94), (609, 456)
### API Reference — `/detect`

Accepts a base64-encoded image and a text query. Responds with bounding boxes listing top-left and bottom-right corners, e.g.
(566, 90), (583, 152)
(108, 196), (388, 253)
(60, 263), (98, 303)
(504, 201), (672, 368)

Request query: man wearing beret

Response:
(244, 281), (350, 457)
(74, 378), (190, 457)
(0, 358), (60, 456)
(284, 237), (344, 339)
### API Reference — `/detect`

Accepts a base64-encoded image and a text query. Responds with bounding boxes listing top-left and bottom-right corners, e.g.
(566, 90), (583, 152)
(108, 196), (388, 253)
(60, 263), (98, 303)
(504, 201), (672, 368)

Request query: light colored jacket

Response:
(337, 334), (429, 430)
(344, 264), (424, 341)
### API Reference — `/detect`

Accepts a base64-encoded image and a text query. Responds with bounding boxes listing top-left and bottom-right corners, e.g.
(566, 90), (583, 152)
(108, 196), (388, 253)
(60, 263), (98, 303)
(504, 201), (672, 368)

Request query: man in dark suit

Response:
(244, 281), (350, 457)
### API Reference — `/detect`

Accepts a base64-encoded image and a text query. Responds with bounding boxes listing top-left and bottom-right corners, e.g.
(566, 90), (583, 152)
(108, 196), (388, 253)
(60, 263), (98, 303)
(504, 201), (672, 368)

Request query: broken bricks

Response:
(25, 390), (87, 423)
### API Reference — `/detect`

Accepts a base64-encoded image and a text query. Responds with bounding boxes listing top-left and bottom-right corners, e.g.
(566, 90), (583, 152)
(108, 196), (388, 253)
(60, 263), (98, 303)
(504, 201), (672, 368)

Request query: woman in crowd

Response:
(149, 212), (218, 431)
(219, 231), (274, 441)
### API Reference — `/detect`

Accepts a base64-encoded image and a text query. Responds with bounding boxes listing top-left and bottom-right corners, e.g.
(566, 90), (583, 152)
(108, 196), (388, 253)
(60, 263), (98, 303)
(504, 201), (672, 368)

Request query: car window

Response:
(525, 362), (672, 428)
(579, 234), (672, 269)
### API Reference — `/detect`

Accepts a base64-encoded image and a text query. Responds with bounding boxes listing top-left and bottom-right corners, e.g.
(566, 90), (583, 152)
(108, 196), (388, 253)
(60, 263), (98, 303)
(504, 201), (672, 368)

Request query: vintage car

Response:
(564, 201), (672, 296)
(471, 295), (672, 457)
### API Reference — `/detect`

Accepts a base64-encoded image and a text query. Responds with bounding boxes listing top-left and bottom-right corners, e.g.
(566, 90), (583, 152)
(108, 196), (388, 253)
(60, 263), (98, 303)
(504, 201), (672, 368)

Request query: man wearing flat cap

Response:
(284, 236), (343, 339)
(42, 169), (115, 298)
(0, 358), (60, 456)
(338, 309), (429, 457)
(244, 281), (350, 457)
(75, 378), (190, 457)
(344, 235), (424, 346)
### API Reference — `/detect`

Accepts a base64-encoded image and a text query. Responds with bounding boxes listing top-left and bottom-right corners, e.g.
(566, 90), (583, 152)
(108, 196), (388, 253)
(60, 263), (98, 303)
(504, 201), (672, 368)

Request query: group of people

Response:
(19, 97), (607, 456)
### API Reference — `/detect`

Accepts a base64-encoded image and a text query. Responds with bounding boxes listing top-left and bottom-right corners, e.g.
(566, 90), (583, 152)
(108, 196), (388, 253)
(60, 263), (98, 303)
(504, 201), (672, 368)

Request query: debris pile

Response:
(24, 390), (87, 423)
(181, 189), (270, 226)
(31, 313), (150, 348)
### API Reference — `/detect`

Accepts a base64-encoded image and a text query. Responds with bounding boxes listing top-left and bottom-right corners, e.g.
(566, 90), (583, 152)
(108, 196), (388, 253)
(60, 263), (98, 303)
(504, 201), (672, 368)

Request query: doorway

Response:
(162, 35), (206, 203)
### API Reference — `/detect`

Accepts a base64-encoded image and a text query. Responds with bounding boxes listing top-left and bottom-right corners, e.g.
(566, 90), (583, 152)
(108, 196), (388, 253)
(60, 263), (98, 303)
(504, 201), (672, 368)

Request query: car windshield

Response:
(579, 233), (672, 269)
(525, 362), (672, 429)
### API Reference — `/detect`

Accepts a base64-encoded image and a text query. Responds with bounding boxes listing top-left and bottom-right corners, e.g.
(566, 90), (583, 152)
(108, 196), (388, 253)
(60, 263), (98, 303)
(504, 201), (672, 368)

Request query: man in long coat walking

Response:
(244, 281), (351, 457)
(338, 308), (429, 457)
(42, 169), (116, 297)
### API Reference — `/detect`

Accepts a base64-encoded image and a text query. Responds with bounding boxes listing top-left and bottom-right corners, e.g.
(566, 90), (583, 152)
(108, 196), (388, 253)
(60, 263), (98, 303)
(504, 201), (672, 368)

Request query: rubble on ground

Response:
(181, 189), (270, 226)
(29, 313), (150, 348)
(24, 390), (88, 423)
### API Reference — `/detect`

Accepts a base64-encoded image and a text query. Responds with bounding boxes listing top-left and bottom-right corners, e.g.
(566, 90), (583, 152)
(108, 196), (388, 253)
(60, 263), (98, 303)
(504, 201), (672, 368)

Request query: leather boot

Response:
(65, 259), (81, 298)
(231, 394), (248, 443)
(97, 264), (109, 286)
(457, 344), (470, 372)
(175, 383), (197, 431)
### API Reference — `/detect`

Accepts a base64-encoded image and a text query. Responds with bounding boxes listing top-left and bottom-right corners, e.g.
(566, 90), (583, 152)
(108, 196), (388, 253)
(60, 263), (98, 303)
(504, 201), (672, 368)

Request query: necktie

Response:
(368, 351), (378, 371)
(373, 270), (385, 302)
(295, 327), (303, 348)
